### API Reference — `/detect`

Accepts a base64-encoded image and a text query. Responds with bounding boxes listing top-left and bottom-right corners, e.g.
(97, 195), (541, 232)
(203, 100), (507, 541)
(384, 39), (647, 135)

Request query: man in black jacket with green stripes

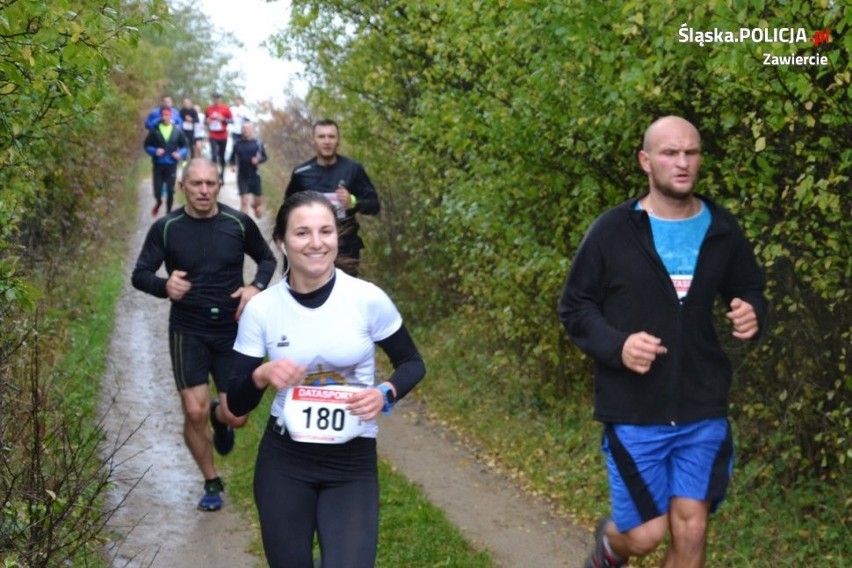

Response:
(132, 158), (276, 512)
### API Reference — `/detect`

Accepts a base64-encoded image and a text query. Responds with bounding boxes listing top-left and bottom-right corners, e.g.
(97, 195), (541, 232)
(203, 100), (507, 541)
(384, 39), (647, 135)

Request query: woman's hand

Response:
(252, 359), (307, 390)
(346, 387), (386, 421)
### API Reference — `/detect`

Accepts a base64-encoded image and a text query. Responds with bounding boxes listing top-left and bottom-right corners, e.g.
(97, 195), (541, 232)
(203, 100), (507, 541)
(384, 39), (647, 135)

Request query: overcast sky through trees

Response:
(197, 0), (306, 104)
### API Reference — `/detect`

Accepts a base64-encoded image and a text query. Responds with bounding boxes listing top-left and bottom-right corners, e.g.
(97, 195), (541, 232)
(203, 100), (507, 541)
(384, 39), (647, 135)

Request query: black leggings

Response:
(209, 138), (228, 176)
(255, 422), (379, 568)
(151, 163), (177, 211)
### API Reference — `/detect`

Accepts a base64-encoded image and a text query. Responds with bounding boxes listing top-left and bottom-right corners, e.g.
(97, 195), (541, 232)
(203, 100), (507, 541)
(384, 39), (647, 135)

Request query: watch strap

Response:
(377, 384), (395, 415)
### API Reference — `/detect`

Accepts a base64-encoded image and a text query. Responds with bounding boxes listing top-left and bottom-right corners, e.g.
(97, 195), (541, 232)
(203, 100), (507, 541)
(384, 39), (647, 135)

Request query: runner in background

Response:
(143, 106), (188, 216)
(228, 95), (254, 166)
(231, 122), (268, 218)
(145, 94), (182, 130)
(205, 93), (232, 184)
(179, 98), (200, 160)
(285, 119), (381, 276)
(194, 104), (208, 159)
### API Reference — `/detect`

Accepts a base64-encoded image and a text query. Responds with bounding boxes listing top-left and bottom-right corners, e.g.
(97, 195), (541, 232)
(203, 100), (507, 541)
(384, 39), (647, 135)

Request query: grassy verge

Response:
(55, 157), (144, 406)
(409, 313), (850, 567)
(218, 392), (494, 566)
(57, 248), (131, 416)
(0, 161), (139, 567)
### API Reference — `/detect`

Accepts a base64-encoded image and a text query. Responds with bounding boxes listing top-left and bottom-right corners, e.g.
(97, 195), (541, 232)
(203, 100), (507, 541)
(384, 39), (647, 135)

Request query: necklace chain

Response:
(644, 197), (697, 218)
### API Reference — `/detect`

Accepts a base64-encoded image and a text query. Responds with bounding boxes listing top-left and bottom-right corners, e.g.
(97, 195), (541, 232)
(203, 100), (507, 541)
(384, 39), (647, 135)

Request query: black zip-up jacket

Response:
(285, 155), (381, 217)
(285, 155), (380, 251)
(558, 196), (767, 425)
(132, 204), (277, 335)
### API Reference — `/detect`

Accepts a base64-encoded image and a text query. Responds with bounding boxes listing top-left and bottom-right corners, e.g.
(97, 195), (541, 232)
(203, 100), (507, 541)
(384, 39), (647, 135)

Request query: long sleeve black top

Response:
(285, 154), (381, 223)
(131, 203), (277, 335)
(233, 138), (268, 177)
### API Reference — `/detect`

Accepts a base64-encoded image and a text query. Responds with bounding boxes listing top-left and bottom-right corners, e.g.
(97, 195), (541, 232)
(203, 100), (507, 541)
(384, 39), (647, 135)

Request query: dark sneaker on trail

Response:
(197, 478), (224, 512)
(584, 516), (627, 568)
(210, 399), (235, 456)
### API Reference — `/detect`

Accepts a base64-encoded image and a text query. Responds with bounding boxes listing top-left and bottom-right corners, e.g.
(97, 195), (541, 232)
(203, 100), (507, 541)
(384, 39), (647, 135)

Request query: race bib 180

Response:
(280, 385), (366, 444)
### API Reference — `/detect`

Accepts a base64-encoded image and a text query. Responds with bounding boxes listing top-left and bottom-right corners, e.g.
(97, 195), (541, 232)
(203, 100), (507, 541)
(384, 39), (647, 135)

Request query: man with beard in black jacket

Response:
(285, 119), (380, 275)
(559, 116), (767, 568)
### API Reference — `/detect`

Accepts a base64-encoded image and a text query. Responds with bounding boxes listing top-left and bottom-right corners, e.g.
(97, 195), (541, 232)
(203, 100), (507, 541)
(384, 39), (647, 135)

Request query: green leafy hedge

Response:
(281, 0), (849, 487)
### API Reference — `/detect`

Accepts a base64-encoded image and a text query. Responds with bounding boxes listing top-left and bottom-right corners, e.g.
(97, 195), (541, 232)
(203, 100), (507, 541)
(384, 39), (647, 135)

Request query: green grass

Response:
(0, 158), (140, 568)
(56, 258), (127, 414)
(377, 459), (492, 567)
(53, 161), (141, 415)
(218, 391), (494, 567)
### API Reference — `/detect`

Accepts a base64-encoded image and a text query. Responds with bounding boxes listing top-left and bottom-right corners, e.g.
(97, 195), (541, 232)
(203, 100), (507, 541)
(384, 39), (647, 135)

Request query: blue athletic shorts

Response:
(602, 418), (734, 532)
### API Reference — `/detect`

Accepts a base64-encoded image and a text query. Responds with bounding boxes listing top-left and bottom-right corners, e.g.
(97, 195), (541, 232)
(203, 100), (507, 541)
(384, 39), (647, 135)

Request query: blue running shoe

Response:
(210, 399), (234, 456)
(197, 478), (224, 512)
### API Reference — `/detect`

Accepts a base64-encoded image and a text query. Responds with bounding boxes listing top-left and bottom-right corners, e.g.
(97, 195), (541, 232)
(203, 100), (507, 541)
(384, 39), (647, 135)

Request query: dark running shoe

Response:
(210, 399), (235, 456)
(197, 478), (224, 512)
(151, 203), (160, 216)
(584, 516), (626, 568)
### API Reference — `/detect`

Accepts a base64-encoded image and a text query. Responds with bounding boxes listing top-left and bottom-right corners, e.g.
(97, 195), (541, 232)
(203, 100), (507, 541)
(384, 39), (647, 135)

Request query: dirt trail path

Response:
(101, 171), (590, 567)
(378, 405), (589, 567)
(100, 170), (262, 567)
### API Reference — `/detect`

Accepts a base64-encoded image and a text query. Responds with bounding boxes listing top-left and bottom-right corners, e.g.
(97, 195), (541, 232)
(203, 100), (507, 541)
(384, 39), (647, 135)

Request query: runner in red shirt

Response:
(205, 93), (232, 183)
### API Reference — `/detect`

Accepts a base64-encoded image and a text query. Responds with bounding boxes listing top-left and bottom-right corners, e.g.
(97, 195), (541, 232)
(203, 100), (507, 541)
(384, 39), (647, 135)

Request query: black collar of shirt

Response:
(287, 272), (336, 308)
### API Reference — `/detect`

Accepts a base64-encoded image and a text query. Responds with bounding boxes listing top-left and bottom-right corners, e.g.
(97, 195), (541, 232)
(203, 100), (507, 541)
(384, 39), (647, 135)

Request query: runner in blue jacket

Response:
(144, 106), (188, 216)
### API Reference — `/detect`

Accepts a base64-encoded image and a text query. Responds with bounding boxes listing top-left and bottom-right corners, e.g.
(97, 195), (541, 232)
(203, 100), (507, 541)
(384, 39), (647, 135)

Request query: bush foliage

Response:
(0, 0), (848, 564)
(277, 0), (849, 561)
(280, 0), (849, 477)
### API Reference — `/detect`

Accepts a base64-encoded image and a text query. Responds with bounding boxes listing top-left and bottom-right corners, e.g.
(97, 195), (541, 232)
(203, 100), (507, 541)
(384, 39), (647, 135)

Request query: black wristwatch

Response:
(252, 280), (266, 291)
